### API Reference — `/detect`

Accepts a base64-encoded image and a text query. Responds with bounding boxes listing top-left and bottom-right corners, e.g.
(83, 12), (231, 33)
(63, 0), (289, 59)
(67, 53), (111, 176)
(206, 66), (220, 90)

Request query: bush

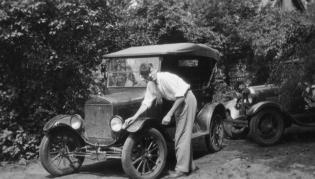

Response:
(0, 0), (118, 161)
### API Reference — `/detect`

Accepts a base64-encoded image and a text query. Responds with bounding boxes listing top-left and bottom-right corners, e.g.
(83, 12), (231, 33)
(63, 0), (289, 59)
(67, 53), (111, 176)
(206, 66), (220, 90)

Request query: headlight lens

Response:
(110, 116), (123, 132)
(247, 96), (253, 104)
(71, 117), (82, 130)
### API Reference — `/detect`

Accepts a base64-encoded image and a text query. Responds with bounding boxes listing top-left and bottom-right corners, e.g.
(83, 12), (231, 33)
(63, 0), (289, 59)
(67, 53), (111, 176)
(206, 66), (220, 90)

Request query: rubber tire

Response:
(206, 114), (224, 153)
(248, 109), (284, 146)
(121, 128), (167, 179)
(39, 130), (84, 177)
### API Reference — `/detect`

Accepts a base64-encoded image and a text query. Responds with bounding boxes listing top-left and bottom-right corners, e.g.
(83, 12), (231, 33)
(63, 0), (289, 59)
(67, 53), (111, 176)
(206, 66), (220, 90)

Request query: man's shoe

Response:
(164, 170), (187, 178)
(189, 166), (199, 174)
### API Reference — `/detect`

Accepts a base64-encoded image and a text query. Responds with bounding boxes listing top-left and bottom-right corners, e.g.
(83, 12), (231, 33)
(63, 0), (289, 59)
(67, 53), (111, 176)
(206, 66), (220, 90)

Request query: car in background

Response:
(224, 81), (315, 146)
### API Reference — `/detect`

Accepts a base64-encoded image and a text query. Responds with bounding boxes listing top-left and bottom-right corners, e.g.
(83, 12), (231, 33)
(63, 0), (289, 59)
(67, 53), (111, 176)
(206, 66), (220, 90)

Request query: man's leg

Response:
(174, 91), (197, 173)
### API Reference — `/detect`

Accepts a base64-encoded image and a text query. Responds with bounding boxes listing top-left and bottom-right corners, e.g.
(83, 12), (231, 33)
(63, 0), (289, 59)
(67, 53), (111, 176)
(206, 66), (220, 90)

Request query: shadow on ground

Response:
(221, 125), (315, 173)
(74, 159), (126, 178)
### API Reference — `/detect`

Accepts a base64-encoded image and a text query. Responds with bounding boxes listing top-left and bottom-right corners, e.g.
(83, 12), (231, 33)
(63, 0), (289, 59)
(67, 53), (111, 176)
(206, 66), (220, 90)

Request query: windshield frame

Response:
(106, 57), (161, 88)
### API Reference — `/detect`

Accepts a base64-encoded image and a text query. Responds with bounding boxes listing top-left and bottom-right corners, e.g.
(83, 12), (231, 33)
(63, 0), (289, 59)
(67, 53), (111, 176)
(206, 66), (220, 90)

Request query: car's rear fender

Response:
(197, 103), (226, 132)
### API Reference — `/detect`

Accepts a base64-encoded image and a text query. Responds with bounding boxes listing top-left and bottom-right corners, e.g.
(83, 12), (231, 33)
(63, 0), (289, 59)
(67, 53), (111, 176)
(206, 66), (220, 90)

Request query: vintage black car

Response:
(39, 43), (225, 179)
(224, 82), (315, 146)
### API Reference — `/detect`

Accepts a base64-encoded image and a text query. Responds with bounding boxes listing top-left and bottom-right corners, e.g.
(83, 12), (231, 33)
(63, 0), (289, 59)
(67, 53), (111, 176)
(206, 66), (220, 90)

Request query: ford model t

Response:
(224, 79), (315, 146)
(39, 43), (225, 179)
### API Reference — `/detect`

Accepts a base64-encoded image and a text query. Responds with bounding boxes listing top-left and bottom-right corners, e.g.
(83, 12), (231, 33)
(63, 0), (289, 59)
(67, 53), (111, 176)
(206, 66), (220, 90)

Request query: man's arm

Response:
(161, 97), (185, 125)
(123, 104), (148, 128)
(123, 82), (156, 128)
(132, 104), (148, 119)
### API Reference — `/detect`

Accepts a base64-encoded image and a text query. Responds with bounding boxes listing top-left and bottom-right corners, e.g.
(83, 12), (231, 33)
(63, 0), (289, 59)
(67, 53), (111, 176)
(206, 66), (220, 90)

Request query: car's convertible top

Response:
(104, 43), (220, 61)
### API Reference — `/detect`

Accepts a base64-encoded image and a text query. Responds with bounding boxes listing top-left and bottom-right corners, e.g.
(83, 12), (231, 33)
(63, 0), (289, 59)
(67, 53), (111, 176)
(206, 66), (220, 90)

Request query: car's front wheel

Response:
(206, 114), (224, 152)
(39, 130), (84, 177)
(248, 109), (284, 146)
(122, 128), (167, 179)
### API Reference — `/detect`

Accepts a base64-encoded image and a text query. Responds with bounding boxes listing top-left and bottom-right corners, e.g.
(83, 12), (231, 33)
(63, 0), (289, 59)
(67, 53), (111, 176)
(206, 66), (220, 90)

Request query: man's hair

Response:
(139, 63), (152, 78)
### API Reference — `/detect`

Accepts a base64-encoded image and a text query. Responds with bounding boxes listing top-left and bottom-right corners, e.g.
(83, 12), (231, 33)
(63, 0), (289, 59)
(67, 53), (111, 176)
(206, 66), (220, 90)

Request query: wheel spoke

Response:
(65, 145), (70, 153)
(132, 156), (142, 165)
(56, 155), (63, 167)
(51, 153), (61, 162)
(147, 141), (154, 151)
(149, 154), (159, 158)
(147, 158), (157, 166)
(145, 160), (150, 172)
(142, 160), (146, 174)
(136, 159), (144, 171)
(62, 157), (68, 167)
(65, 155), (77, 168)
(211, 136), (217, 146)
(148, 145), (158, 153)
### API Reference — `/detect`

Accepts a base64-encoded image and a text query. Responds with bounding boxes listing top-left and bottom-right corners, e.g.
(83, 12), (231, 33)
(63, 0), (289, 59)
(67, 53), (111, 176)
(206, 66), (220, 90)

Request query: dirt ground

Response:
(1, 125), (315, 179)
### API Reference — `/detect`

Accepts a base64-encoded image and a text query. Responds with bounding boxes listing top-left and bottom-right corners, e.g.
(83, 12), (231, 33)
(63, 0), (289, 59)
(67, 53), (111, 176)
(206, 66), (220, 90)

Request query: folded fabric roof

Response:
(104, 43), (220, 61)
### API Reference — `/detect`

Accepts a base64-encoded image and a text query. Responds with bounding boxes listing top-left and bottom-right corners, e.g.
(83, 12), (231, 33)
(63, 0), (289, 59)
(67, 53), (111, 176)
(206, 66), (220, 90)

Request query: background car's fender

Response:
(43, 114), (84, 134)
(247, 101), (292, 127)
(196, 103), (226, 132)
(247, 101), (282, 116)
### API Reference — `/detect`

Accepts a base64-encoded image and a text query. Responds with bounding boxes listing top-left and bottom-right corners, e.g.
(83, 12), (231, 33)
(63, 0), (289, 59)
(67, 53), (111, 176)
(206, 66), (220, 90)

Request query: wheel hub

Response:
(260, 118), (274, 133)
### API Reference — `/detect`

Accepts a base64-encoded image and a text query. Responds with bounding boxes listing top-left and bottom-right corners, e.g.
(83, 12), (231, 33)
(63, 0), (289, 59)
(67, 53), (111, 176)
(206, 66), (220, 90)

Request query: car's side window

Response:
(178, 59), (199, 67)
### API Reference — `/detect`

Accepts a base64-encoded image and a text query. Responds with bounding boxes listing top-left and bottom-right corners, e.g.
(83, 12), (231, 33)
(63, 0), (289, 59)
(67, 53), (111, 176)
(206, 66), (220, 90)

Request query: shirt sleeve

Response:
(141, 81), (157, 108)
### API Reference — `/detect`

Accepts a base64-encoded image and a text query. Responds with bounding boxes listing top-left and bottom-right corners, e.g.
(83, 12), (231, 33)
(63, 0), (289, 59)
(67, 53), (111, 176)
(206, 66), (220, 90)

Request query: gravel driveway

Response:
(1, 125), (315, 179)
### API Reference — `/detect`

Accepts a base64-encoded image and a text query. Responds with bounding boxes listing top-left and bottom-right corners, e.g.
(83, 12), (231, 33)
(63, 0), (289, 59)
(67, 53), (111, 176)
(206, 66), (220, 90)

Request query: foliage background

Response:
(0, 0), (315, 162)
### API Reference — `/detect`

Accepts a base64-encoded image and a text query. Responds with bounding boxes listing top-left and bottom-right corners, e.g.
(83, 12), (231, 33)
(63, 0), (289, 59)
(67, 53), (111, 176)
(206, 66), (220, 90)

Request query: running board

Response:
(192, 131), (208, 139)
(291, 113), (315, 127)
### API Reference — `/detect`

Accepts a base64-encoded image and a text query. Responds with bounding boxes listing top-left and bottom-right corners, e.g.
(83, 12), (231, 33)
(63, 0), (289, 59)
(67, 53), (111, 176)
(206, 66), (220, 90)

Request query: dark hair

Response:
(139, 63), (152, 78)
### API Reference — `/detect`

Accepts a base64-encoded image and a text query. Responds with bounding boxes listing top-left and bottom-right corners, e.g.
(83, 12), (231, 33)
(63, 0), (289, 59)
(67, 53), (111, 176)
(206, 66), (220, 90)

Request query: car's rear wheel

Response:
(39, 130), (84, 177)
(248, 109), (284, 146)
(206, 114), (224, 152)
(122, 128), (167, 179)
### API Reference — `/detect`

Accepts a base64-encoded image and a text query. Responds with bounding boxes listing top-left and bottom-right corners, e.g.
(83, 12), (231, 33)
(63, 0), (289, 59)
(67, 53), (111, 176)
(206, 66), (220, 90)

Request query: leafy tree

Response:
(0, 0), (118, 161)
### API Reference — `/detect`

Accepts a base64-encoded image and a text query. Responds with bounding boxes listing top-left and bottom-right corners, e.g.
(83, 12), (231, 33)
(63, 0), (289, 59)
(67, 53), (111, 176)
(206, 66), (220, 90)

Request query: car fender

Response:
(43, 114), (84, 134)
(247, 101), (282, 116)
(126, 117), (160, 133)
(247, 101), (293, 127)
(197, 103), (226, 132)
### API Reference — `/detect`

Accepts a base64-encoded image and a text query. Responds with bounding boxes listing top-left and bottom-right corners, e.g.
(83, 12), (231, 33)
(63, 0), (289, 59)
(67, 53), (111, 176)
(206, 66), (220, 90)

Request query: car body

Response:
(39, 43), (226, 179)
(224, 82), (315, 146)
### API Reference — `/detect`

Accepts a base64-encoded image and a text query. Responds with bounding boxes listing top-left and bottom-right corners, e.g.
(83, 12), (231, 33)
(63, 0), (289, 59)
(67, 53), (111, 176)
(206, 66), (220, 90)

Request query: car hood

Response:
(85, 88), (146, 106)
(248, 84), (279, 98)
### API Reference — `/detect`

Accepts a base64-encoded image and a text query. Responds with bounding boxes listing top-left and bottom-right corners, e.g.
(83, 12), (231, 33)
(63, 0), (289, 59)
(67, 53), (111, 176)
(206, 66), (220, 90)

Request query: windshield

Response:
(107, 57), (160, 87)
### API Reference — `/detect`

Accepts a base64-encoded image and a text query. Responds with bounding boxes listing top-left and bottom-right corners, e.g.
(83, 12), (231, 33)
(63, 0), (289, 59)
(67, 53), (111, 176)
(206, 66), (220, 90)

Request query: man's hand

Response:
(123, 116), (137, 129)
(161, 114), (171, 125)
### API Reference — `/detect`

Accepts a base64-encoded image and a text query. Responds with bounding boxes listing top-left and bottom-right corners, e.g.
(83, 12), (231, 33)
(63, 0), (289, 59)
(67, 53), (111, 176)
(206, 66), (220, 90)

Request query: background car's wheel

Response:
(39, 130), (84, 177)
(122, 128), (167, 179)
(206, 114), (224, 152)
(248, 109), (284, 146)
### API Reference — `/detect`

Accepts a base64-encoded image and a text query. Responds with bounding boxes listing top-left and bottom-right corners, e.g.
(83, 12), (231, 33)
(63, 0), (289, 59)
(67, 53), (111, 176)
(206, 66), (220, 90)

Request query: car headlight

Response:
(71, 115), (83, 130)
(247, 96), (253, 104)
(110, 115), (123, 132)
